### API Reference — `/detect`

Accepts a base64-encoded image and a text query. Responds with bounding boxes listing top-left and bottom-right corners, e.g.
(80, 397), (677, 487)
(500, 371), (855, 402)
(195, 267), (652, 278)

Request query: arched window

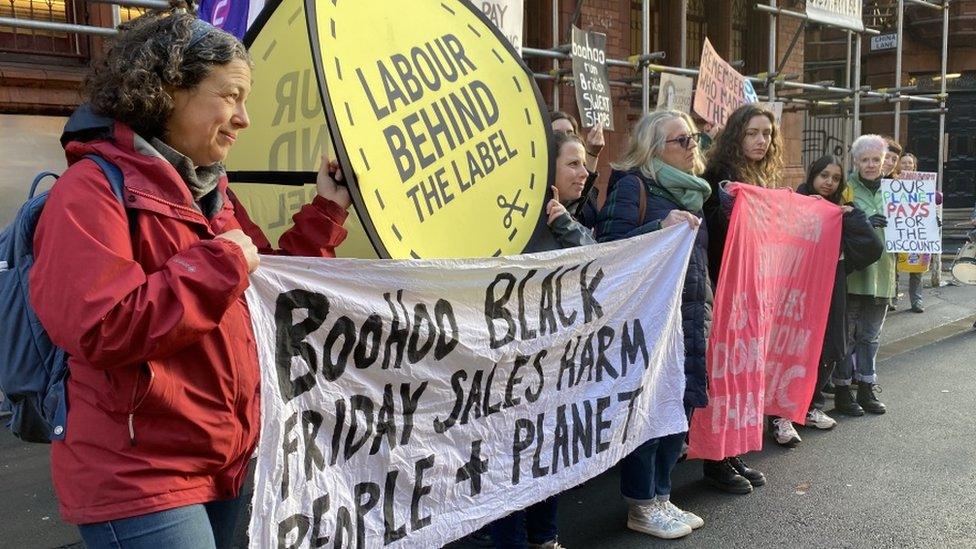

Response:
(731, 0), (748, 65)
(687, 0), (707, 66)
(630, 0), (661, 59)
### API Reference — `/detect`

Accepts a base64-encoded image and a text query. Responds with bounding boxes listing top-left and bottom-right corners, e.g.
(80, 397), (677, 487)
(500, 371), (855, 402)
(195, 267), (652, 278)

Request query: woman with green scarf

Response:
(596, 110), (709, 540)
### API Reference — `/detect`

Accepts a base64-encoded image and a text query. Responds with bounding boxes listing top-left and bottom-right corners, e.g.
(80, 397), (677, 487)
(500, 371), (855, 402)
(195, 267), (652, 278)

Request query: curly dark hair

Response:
(84, 0), (251, 139)
(705, 104), (784, 188)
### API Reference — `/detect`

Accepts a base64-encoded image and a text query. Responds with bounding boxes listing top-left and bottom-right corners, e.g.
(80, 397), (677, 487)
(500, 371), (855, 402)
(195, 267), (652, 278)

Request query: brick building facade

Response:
(806, 0), (976, 209)
(523, 0), (808, 190)
(7, 1), (968, 216)
(0, 1), (810, 215)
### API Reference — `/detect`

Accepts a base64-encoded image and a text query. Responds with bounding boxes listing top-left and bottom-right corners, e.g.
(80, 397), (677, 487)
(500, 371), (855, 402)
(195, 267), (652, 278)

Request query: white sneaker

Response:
(627, 502), (693, 539)
(771, 417), (801, 446)
(660, 499), (704, 530)
(804, 408), (837, 430)
(527, 541), (564, 549)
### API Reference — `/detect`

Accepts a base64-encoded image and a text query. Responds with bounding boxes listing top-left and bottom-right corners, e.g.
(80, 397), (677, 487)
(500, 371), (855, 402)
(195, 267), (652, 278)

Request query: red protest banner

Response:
(692, 38), (759, 128)
(687, 185), (842, 461)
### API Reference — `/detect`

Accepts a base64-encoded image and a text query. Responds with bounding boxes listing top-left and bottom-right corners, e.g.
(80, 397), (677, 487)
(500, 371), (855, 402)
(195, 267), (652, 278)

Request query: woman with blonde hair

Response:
(596, 109), (707, 540)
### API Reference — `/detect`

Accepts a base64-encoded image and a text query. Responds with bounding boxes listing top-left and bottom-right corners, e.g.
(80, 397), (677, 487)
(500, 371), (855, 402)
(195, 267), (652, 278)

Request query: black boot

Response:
(727, 456), (765, 487)
(703, 459), (753, 494)
(834, 384), (864, 416)
(857, 383), (887, 414)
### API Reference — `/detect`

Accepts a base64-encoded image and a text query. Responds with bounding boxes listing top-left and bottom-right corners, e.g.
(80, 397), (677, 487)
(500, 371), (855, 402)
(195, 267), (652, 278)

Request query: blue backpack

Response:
(0, 155), (127, 443)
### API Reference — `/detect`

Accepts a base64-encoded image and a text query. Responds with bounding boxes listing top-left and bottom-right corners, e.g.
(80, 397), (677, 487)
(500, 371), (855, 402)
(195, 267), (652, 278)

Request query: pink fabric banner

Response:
(687, 184), (842, 461)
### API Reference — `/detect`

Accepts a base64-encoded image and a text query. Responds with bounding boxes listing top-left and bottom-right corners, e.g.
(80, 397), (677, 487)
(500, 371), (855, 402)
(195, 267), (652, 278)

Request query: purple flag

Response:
(198, 0), (249, 39)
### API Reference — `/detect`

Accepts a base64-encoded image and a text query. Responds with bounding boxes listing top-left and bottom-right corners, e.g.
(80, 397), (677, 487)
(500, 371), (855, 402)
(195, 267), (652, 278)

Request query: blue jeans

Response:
(78, 495), (245, 549)
(619, 406), (692, 504)
(909, 272), (923, 307)
(490, 496), (559, 548)
(834, 295), (888, 385)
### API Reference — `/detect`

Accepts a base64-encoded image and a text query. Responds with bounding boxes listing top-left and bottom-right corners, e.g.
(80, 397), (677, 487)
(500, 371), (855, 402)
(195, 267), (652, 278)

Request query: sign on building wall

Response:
(806, 0), (864, 32)
(656, 74), (694, 114)
(693, 38), (758, 128)
(870, 33), (898, 52)
(570, 26), (614, 130)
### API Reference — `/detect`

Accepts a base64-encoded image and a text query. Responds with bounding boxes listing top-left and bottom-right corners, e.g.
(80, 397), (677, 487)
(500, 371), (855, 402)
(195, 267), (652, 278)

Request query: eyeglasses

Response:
(665, 133), (701, 150)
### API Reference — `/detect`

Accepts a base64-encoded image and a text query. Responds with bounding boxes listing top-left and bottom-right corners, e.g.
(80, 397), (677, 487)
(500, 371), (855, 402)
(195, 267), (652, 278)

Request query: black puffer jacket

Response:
(701, 164), (738, 285)
(796, 183), (883, 365)
(597, 169), (711, 408)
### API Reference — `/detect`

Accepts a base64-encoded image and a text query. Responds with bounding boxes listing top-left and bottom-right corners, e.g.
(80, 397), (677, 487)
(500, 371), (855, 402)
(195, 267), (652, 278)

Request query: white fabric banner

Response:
(245, 227), (695, 548)
(479, 0), (524, 52)
(806, 0), (863, 31)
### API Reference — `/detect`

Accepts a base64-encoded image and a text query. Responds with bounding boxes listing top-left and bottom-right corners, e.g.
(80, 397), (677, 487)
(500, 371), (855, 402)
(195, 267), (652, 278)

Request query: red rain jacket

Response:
(29, 115), (347, 524)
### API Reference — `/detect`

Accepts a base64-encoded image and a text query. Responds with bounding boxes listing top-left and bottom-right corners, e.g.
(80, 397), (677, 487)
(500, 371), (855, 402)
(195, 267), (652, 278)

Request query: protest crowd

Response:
(0, 3), (963, 549)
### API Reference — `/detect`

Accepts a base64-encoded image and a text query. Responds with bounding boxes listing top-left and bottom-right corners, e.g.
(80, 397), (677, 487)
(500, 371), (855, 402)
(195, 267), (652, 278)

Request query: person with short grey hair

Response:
(28, 3), (351, 547)
(833, 134), (892, 416)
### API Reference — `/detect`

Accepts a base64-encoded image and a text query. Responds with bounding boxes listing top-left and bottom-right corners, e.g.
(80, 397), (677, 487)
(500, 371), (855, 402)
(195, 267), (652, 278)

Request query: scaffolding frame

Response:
(0, 1), (956, 284)
(523, 0), (951, 278)
(1, 0), (953, 270)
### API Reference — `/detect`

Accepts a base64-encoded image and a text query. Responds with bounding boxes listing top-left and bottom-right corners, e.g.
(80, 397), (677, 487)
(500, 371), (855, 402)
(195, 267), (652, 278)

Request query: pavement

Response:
(3, 275), (975, 549)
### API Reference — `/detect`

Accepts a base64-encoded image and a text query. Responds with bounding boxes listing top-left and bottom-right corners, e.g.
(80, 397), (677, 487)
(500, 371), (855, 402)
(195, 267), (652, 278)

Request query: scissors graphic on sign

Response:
(497, 189), (529, 229)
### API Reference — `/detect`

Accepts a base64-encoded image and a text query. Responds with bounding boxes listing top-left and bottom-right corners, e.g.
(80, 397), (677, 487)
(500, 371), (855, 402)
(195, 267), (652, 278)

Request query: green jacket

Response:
(845, 175), (896, 299)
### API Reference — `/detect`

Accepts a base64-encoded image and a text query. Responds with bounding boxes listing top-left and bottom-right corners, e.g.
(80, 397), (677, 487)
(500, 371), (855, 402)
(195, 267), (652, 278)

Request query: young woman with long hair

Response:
(698, 104), (784, 493)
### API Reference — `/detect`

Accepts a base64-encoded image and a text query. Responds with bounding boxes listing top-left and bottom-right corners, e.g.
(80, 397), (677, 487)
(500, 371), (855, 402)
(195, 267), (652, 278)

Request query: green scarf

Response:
(648, 157), (712, 212)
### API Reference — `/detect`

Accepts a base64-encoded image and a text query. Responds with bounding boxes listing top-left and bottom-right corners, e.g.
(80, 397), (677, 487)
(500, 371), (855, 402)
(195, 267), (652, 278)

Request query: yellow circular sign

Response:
(224, 0), (376, 258)
(308, 0), (551, 259)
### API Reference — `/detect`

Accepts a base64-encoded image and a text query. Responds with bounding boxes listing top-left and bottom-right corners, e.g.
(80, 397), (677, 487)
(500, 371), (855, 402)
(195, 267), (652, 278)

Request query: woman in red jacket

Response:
(28, 5), (349, 548)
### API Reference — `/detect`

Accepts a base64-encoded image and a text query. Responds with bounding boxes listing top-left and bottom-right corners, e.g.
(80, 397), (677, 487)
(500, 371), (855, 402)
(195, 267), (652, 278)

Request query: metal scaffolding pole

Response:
(679, 0), (687, 68)
(933, 0), (950, 285)
(0, 17), (118, 36)
(87, 0), (168, 9)
(642, 0), (650, 114)
(894, 0), (904, 140)
(768, 0), (777, 102)
(853, 33), (863, 140)
(857, 108), (947, 117)
(551, 0), (560, 111)
(938, 1), (949, 193)
(845, 30), (853, 169)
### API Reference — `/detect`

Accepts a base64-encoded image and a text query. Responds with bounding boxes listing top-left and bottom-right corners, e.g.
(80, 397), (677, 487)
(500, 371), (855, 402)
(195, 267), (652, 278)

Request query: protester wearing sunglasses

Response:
(666, 132), (702, 150)
(595, 110), (707, 540)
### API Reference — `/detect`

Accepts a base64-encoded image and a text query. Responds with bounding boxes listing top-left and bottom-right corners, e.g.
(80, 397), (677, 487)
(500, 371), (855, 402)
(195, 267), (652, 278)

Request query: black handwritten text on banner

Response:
(244, 228), (696, 547)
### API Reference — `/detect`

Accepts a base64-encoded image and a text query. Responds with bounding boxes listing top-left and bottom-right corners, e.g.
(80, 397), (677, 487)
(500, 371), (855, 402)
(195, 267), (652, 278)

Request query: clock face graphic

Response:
(306, 0), (552, 259)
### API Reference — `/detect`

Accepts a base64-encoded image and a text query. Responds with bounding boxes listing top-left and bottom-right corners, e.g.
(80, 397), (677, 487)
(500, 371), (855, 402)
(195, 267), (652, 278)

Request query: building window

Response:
(630, 0), (660, 58)
(687, 0), (706, 67)
(118, 5), (147, 22)
(0, 0), (86, 57)
(731, 0), (748, 65)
